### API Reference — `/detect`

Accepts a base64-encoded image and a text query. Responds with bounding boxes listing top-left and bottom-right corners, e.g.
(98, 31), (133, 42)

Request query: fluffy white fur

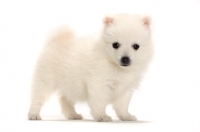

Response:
(28, 14), (153, 122)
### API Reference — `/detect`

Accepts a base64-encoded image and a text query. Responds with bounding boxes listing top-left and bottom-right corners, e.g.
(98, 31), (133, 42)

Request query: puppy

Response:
(28, 14), (153, 122)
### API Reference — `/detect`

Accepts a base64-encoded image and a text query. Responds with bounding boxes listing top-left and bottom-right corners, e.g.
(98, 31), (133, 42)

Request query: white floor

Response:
(2, 113), (200, 132)
(0, 0), (200, 132)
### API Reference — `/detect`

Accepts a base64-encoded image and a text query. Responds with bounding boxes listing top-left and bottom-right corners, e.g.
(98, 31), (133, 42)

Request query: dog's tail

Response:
(47, 25), (75, 44)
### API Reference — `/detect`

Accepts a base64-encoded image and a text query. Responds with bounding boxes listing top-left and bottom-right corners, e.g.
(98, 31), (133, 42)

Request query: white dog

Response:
(28, 14), (153, 122)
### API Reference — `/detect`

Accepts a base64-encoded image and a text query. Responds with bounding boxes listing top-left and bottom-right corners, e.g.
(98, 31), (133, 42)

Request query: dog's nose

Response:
(121, 56), (130, 66)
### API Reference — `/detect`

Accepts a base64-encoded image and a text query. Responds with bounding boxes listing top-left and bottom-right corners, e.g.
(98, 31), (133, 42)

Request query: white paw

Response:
(119, 114), (137, 121)
(68, 114), (83, 120)
(97, 115), (113, 122)
(28, 114), (41, 120)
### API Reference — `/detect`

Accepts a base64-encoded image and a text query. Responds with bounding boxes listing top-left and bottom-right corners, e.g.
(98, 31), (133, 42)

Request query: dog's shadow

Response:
(39, 119), (152, 124)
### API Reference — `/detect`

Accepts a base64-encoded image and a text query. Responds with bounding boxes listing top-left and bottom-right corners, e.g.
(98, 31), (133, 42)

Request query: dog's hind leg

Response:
(28, 80), (51, 120)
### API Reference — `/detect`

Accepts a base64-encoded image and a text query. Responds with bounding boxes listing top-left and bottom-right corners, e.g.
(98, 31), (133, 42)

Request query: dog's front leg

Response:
(87, 83), (112, 122)
(113, 89), (137, 121)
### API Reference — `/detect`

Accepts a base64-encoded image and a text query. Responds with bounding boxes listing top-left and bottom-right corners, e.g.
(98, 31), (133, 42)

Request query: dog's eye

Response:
(133, 43), (139, 50)
(112, 42), (120, 49)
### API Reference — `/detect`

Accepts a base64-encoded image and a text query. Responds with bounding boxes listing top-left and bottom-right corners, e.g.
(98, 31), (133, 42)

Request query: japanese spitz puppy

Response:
(28, 14), (153, 122)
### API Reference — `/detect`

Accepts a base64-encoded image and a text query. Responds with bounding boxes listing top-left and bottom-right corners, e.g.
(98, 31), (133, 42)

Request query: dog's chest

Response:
(106, 74), (133, 91)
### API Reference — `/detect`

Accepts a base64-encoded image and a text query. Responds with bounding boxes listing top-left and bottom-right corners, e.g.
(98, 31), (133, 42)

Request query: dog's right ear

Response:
(103, 16), (114, 28)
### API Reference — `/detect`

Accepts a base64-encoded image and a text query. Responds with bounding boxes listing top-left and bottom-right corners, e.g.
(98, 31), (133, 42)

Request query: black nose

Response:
(121, 56), (130, 66)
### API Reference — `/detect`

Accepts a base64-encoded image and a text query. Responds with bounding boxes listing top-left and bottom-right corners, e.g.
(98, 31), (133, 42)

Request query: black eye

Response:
(133, 43), (139, 50)
(112, 42), (120, 49)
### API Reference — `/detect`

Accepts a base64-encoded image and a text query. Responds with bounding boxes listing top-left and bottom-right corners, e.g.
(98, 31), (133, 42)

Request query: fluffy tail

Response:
(48, 26), (75, 44)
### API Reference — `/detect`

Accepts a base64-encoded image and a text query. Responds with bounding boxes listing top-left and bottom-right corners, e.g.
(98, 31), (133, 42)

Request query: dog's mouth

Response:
(120, 63), (130, 67)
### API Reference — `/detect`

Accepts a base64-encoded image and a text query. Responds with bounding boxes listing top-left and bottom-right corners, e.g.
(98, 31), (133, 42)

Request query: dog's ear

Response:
(103, 16), (114, 28)
(142, 16), (151, 29)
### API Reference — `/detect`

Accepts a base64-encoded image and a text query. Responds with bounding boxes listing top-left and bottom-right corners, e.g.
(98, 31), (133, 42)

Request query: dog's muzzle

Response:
(120, 56), (130, 66)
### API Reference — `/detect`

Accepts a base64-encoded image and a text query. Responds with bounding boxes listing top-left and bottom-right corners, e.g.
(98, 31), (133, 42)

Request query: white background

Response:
(0, 0), (200, 132)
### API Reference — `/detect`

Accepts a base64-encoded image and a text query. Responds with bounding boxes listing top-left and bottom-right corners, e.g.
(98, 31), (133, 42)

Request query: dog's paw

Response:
(97, 115), (113, 122)
(68, 114), (83, 120)
(119, 114), (137, 121)
(28, 114), (41, 120)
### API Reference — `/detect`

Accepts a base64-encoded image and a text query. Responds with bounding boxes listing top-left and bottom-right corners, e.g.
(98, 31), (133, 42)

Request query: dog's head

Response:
(101, 14), (153, 68)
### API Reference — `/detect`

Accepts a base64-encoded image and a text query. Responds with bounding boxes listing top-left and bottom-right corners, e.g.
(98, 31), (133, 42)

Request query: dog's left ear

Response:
(103, 16), (114, 28)
(142, 16), (151, 29)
